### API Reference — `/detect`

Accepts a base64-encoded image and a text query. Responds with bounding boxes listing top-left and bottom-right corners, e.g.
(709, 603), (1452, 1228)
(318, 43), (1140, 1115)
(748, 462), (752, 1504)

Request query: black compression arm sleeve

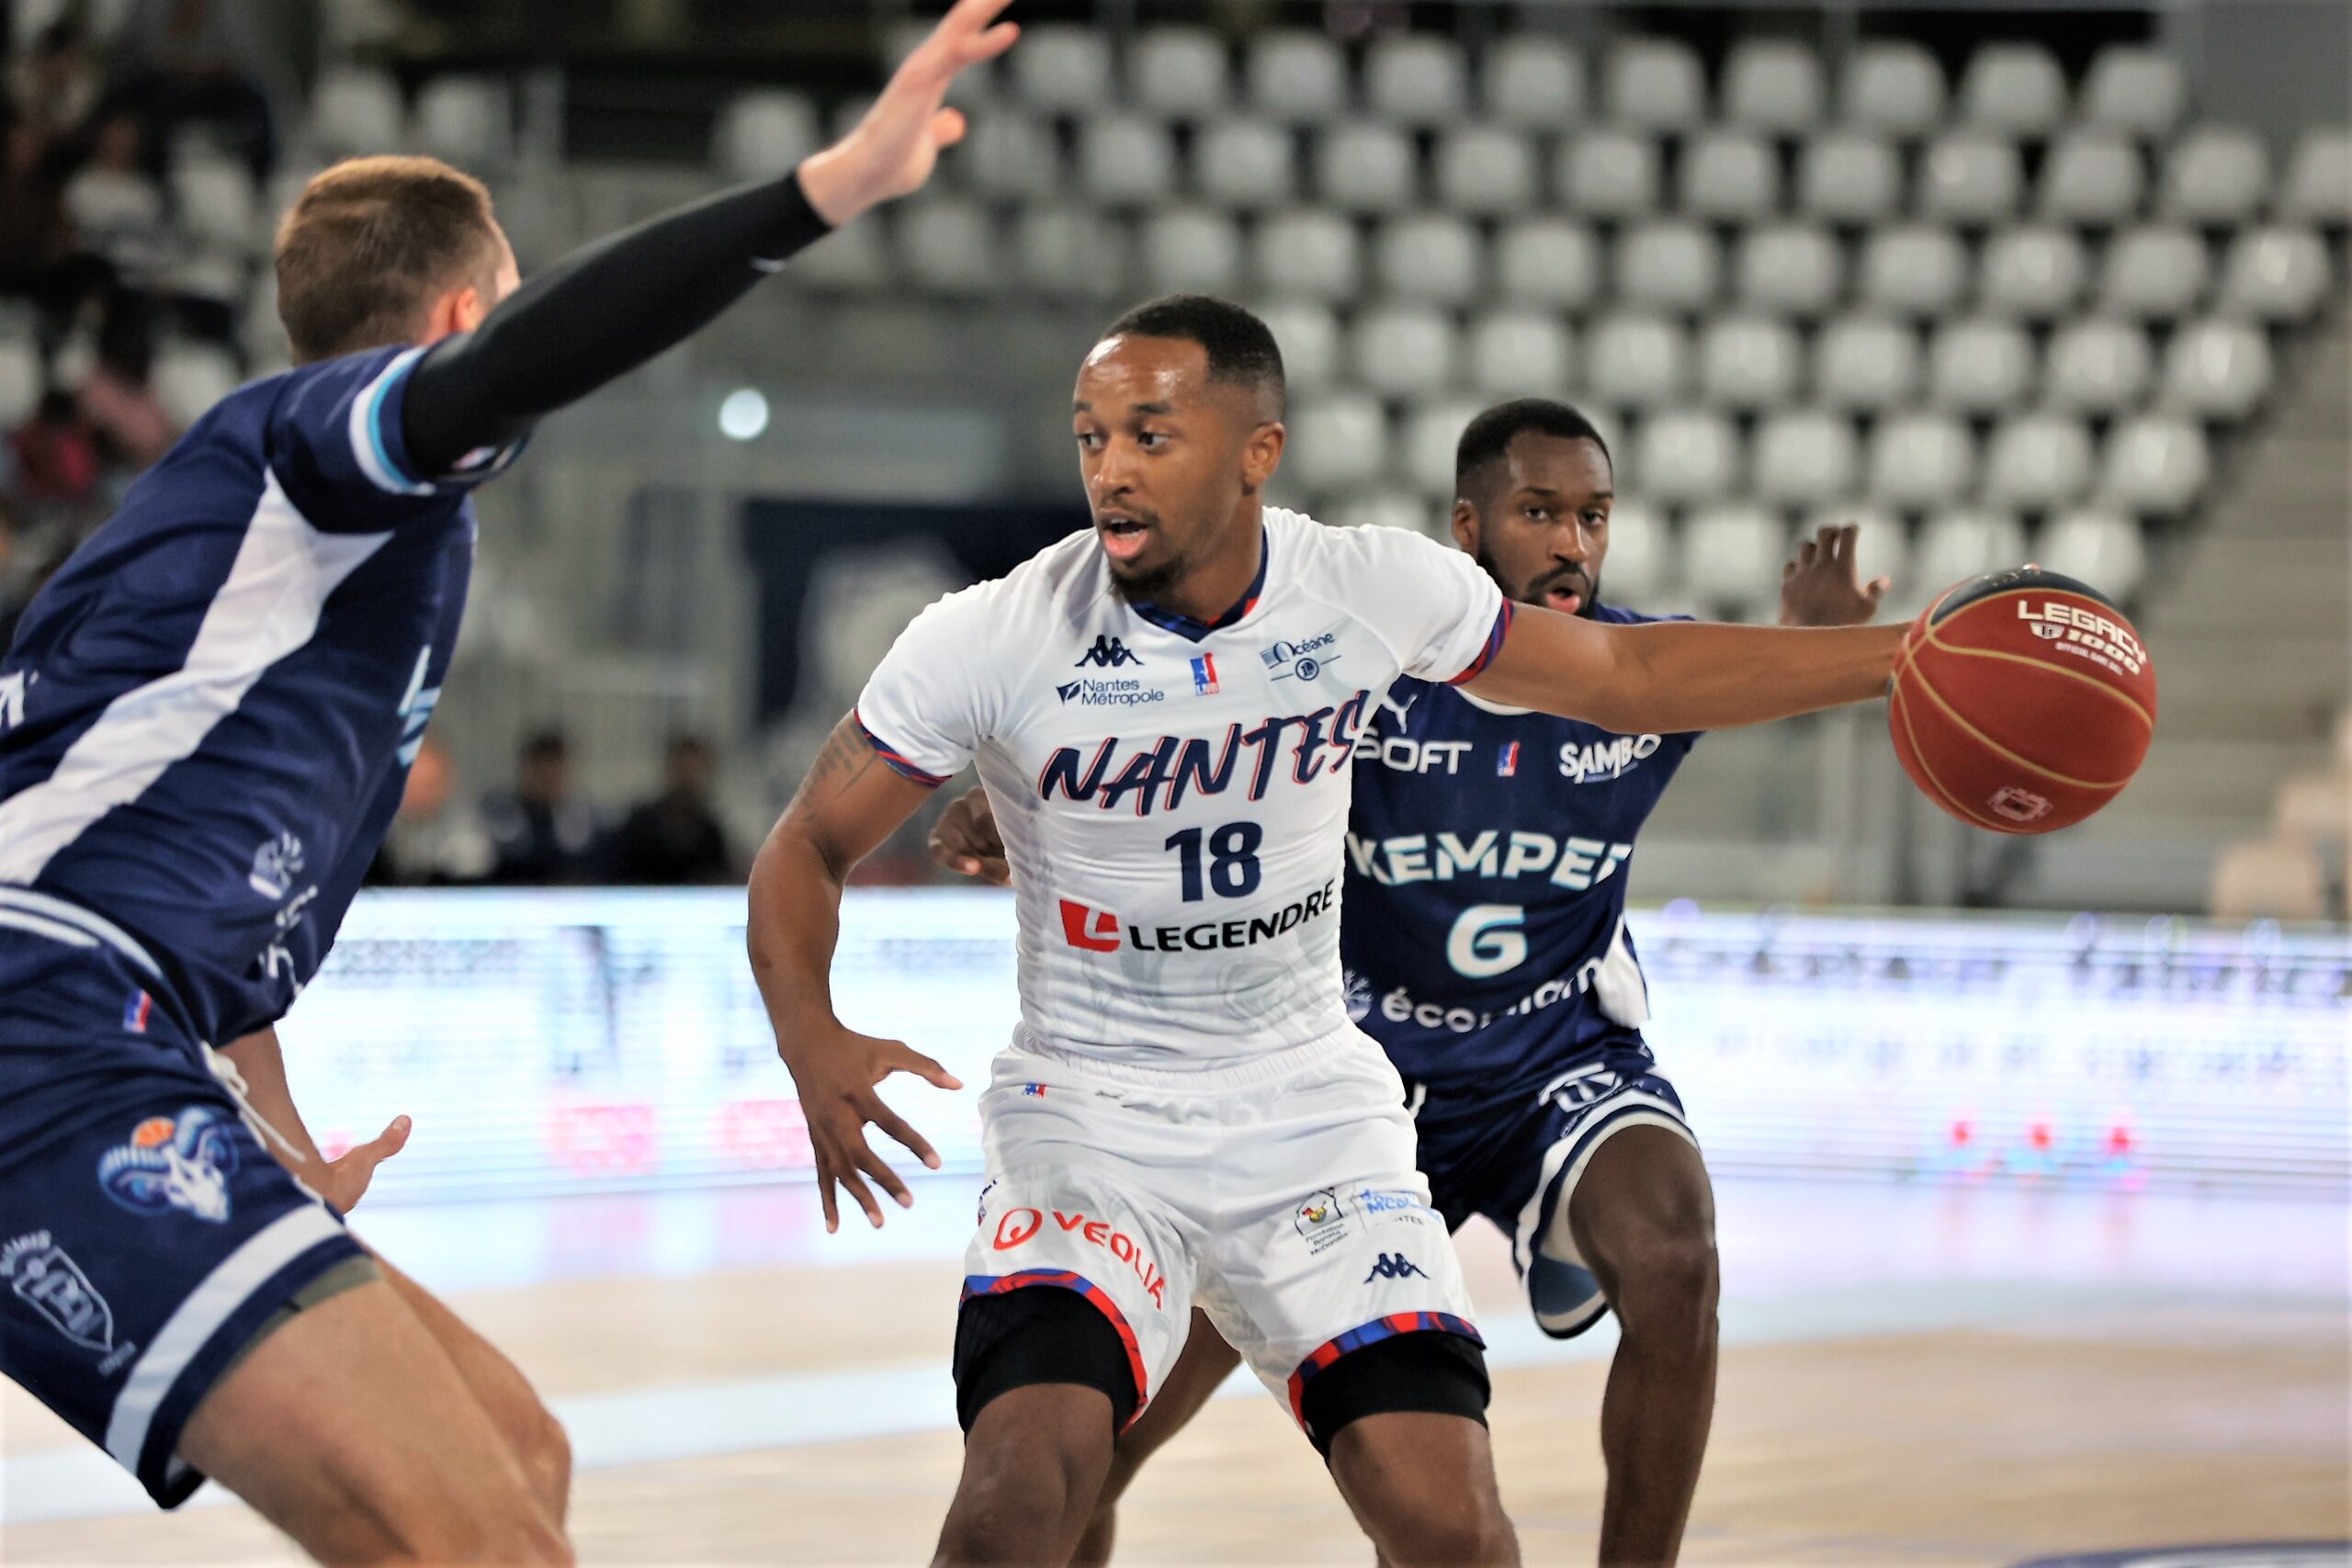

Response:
(401, 170), (832, 478)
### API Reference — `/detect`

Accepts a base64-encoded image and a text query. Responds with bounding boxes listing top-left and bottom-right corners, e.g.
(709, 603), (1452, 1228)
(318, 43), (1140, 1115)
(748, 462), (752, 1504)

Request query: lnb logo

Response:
(1059, 898), (1123, 953)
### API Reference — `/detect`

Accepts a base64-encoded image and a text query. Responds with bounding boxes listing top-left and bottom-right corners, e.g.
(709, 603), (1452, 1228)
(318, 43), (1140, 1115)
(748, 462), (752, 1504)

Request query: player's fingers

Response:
(959, 19), (1020, 66)
(1836, 523), (1861, 563)
(885, 1041), (965, 1092)
(978, 855), (1012, 887)
(1796, 539), (1818, 570)
(837, 1165), (886, 1229)
(851, 1139), (916, 1209)
(930, 107), (968, 151)
(1866, 576), (1892, 603)
(868, 1100), (943, 1171)
(814, 1152), (842, 1234)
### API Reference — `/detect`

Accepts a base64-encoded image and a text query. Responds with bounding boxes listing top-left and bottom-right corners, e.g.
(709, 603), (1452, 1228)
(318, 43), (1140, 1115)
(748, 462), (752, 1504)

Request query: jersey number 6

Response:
(1166, 822), (1264, 902)
(1447, 904), (1527, 978)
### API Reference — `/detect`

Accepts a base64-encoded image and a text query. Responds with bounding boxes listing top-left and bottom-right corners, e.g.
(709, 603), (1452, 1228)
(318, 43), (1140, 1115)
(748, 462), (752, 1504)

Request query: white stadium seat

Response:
(153, 344), (242, 427)
(1698, 315), (1803, 409)
(1598, 499), (1672, 603)
(1814, 314), (1921, 410)
(899, 199), (998, 295)
(1870, 413), (1976, 508)
(1079, 115), (1178, 205)
(1635, 410), (1740, 504)
(1133, 28), (1228, 118)
(2160, 317), (2274, 421)
(964, 112), (1060, 199)
(1249, 32), (1350, 122)
(1917, 508), (2029, 595)
(2218, 225), (2331, 321)
(2038, 132), (2145, 225)
(1341, 490), (1442, 537)
(1434, 127), (1539, 215)
(1958, 43), (2067, 136)
(1585, 314), (1691, 408)
(1798, 131), (1902, 223)
(2038, 508), (2147, 602)
(1493, 218), (1601, 310)
(792, 210), (893, 290)
(1464, 309), (1574, 396)
(2164, 125), (2272, 225)
(2043, 319), (2154, 413)
(1402, 396), (1490, 494)
(1918, 132), (2023, 223)
(1860, 225), (1969, 316)
(1615, 221), (1721, 312)
(1286, 392), (1389, 491)
(1376, 215), (1484, 305)
(1365, 35), (1467, 126)
(309, 68), (404, 158)
(0, 338), (38, 427)
(1978, 225), (2086, 319)
(1753, 410), (1860, 504)
(1928, 317), (2036, 412)
(718, 91), (819, 182)
(1355, 304), (1460, 397)
(1483, 37), (1586, 129)
(2280, 127), (2352, 224)
(1723, 40), (1824, 133)
(172, 157), (258, 253)
(1193, 118), (1295, 208)
(1254, 210), (1361, 302)
(1984, 413), (2095, 509)
(1258, 300), (1344, 391)
(1682, 503), (1786, 617)
(414, 76), (508, 167)
(2099, 224), (2211, 318)
(1736, 223), (1844, 316)
(1841, 42), (1947, 137)
(1139, 208), (1242, 296)
(1682, 132), (1781, 221)
(2210, 840), (2330, 922)
(1560, 130), (1661, 220)
(1012, 25), (1112, 113)
(2099, 413), (2211, 515)
(1606, 39), (1706, 131)
(1317, 121), (1419, 211)
(2079, 47), (2185, 139)
(1009, 206), (1127, 297)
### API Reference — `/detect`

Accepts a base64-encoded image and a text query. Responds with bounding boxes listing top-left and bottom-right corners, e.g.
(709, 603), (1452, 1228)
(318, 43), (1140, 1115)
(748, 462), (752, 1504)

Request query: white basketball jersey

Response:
(856, 507), (1508, 1065)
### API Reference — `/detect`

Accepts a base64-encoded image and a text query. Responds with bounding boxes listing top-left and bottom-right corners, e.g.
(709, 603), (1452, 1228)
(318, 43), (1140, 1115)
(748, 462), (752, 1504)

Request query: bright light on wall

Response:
(718, 387), (770, 441)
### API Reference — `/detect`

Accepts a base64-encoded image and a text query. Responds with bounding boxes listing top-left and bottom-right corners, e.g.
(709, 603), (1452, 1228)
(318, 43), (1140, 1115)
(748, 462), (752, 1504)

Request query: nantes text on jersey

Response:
(0, 345), (518, 1045)
(855, 508), (1509, 1066)
(1340, 605), (1699, 1096)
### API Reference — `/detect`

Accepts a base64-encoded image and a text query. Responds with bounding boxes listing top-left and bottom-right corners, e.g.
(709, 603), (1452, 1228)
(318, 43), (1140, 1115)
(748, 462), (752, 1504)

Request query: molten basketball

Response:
(1890, 568), (2157, 834)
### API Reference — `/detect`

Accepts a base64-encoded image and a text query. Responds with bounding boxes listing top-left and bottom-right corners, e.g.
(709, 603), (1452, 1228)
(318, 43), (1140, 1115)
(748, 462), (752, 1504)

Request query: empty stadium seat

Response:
(1377, 215), (1484, 304)
(2099, 224), (2211, 318)
(2218, 226), (2331, 321)
(2038, 507), (2147, 602)
(1958, 43), (2067, 136)
(1249, 31), (1350, 122)
(2160, 317), (2273, 421)
(0, 338), (40, 427)
(1860, 226), (1970, 316)
(1561, 130), (1661, 220)
(1133, 27), (1228, 118)
(2079, 46), (2185, 139)
(1013, 25), (1112, 112)
(1435, 127), (1539, 215)
(1984, 413), (2094, 508)
(1286, 392), (1389, 490)
(1815, 314), (1921, 410)
(792, 211), (894, 290)
(2280, 127), (2352, 224)
(899, 199), (998, 295)
(1682, 503), (1787, 615)
(1194, 118), (1295, 209)
(1464, 309), (1574, 396)
(1753, 410), (1860, 504)
(1402, 396), (1490, 494)
(1258, 300), (1343, 390)
(1636, 410), (1741, 503)
(1736, 224), (1844, 316)
(1615, 221), (1721, 311)
(2164, 125), (2271, 225)
(1870, 414), (1976, 507)
(171, 157), (257, 253)
(1840, 42), (1947, 137)
(1598, 499), (1672, 602)
(1918, 132), (2023, 223)
(1483, 37), (1586, 129)
(1698, 315), (1803, 409)
(1723, 40), (1824, 133)
(1682, 132), (1781, 220)
(1356, 305), (1460, 396)
(2209, 840), (2328, 921)
(2037, 131), (2145, 225)
(1254, 210), (1362, 301)
(1365, 35), (1467, 126)
(1139, 208), (1242, 296)
(1978, 226), (2086, 319)
(1010, 206), (1127, 296)
(964, 112), (1060, 199)
(2099, 414), (2211, 515)
(1585, 314), (1691, 408)
(1493, 218), (1601, 310)
(2044, 319), (2155, 413)
(1317, 121), (1419, 211)
(1079, 115), (1179, 205)
(1928, 317), (2036, 412)
(1798, 131), (1902, 223)
(2274, 774), (2351, 845)
(1917, 507), (2029, 593)
(153, 344), (241, 426)
(1341, 489), (1443, 537)
(716, 91), (818, 182)
(1606, 39), (1706, 131)
(413, 76), (508, 167)
(309, 67), (404, 157)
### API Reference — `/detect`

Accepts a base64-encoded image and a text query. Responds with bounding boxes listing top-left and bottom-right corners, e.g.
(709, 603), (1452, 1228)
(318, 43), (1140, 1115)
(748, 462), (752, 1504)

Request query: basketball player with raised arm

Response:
(748, 298), (1908, 1567)
(0, 4), (1013, 1558)
(930, 398), (1892, 1566)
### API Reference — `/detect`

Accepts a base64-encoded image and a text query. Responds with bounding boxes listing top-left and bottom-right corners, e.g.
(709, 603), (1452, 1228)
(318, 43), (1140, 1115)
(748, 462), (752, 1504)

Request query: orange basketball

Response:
(1889, 568), (2157, 834)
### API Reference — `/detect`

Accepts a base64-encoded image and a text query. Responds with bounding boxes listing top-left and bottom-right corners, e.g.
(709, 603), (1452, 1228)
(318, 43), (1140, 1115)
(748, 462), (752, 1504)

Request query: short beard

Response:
(1107, 552), (1189, 605)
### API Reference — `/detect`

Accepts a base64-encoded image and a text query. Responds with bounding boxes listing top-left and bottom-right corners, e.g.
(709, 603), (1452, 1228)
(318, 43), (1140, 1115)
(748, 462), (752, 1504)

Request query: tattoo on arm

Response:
(795, 716), (879, 809)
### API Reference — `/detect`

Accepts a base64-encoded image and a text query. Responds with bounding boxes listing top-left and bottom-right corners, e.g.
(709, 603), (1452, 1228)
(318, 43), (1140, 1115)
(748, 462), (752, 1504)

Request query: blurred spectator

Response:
(8, 21), (102, 144)
(370, 737), (495, 886)
(0, 114), (111, 332)
(78, 291), (177, 472)
(482, 728), (605, 885)
(9, 389), (101, 511)
(62, 114), (167, 285)
(105, 0), (280, 182)
(613, 734), (738, 886)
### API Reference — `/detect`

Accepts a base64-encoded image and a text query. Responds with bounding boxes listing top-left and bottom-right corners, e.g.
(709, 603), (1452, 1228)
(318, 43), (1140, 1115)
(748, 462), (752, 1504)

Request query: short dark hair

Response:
(1454, 399), (1611, 496)
(1101, 294), (1285, 415)
(275, 155), (501, 363)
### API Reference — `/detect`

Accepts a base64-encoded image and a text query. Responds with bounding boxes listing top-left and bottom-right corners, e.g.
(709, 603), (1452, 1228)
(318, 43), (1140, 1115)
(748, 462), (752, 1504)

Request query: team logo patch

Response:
(1260, 630), (1340, 682)
(2, 1232), (116, 1353)
(1497, 741), (1520, 777)
(1056, 681), (1083, 704)
(247, 831), (306, 900)
(121, 990), (153, 1034)
(1073, 635), (1141, 670)
(97, 1105), (241, 1224)
(1295, 1189), (1352, 1254)
(1191, 654), (1219, 695)
(1058, 898), (1123, 953)
(1362, 1252), (1427, 1282)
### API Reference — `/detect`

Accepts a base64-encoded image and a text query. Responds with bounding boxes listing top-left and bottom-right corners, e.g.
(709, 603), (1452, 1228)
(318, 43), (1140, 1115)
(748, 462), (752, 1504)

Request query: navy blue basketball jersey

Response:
(1340, 605), (1698, 1096)
(0, 344), (516, 1045)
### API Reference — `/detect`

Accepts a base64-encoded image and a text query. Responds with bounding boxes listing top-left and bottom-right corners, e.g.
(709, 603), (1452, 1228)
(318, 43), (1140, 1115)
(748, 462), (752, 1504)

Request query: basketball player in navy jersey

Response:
(0, 3), (1014, 1558)
(930, 398), (1887, 1566)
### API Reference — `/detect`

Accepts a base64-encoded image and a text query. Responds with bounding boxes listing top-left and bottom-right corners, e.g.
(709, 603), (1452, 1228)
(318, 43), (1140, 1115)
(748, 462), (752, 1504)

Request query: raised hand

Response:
(797, 0), (1021, 226)
(1780, 523), (1890, 628)
(320, 1114), (411, 1215)
(776, 1023), (963, 1232)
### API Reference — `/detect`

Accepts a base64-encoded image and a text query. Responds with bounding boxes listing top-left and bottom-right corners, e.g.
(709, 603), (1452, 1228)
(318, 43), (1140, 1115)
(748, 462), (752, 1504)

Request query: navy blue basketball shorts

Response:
(1410, 1043), (1698, 1338)
(0, 891), (372, 1506)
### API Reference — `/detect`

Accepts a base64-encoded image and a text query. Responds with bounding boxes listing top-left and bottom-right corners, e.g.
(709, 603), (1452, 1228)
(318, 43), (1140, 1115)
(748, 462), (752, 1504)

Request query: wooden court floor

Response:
(5, 1242), (2345, 1567)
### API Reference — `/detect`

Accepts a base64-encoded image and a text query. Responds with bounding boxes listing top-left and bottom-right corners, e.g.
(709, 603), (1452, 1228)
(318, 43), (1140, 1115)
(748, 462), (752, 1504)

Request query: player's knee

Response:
(516, 1397), (573, 1521)
(1372, 1493), (1518, 1568)
(940, 1404), (1109, 1565)
(1611, 1228), (1719, 1346)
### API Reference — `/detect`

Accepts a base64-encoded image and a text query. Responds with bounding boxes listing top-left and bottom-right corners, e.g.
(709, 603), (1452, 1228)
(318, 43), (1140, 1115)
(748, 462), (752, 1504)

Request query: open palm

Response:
(800, 0), (1020, 224)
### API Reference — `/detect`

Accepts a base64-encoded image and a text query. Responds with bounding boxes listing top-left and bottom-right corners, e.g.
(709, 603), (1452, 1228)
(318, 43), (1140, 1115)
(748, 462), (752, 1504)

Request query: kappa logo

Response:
(97, 1105), (241, 1224)
(1074, 635), (1142, 670)
(1363, 1252), (1427, 1282)
(2, 1232), (116, 1353)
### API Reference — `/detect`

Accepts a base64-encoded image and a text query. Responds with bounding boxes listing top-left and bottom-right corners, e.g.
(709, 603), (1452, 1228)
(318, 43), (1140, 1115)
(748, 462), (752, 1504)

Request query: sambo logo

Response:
(992, 1208), (1043, 1249)
(97, 1105), (240, 1223)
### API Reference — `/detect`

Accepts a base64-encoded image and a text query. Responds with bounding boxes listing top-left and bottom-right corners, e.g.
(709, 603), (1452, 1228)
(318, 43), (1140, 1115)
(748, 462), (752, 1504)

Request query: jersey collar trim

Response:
(1127, 526), (1269, 643)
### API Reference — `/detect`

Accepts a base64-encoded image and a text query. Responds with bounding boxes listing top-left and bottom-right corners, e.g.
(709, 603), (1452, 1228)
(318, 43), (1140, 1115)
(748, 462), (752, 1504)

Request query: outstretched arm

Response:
(401, 0), (1017, 474)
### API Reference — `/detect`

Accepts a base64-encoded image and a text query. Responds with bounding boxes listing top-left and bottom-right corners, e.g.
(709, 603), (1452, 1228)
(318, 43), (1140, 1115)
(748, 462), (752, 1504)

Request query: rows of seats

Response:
(2210, 712), (2352, 919)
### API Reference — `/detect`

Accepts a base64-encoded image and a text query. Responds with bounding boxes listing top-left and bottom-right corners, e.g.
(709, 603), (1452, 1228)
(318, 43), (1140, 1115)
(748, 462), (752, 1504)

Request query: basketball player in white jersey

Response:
(747, 296), (1906, 1566)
